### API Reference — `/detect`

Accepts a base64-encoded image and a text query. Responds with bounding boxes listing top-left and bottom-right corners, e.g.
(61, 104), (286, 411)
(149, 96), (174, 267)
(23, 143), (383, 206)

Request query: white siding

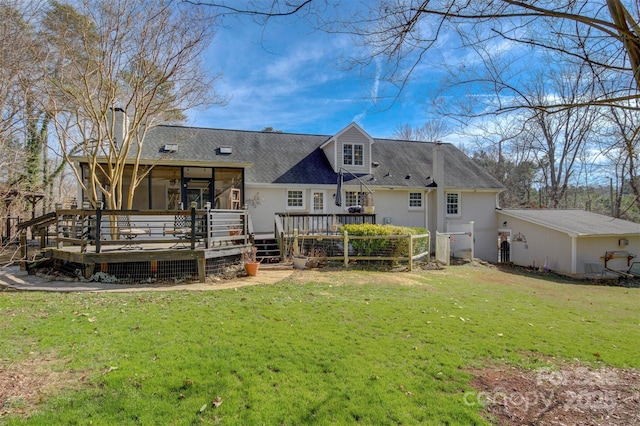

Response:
(370, 190), (427, 228)
(247, 183), (500, 264)
(444, 192), (498, 262)
(322, 139), (336, 171)
(498, 214), (573, 275)
(337, 127), (371, 174)
(245, 187), (287, 233)
(498, 212), (640, 276)
(576, 236), (640, 274)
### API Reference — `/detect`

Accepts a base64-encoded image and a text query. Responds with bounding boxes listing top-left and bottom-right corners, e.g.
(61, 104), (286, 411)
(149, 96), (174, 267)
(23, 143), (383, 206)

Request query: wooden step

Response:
(254, 237), (281, 263)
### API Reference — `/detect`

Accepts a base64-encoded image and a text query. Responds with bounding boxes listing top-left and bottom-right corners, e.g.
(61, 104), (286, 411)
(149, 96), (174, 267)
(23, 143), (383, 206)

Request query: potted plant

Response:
(242, 246), (260, 276)
(229, 226), (243, 245)
(291, 246), (308, 270)
(292, 255), (307, 270)
(363, 193), (375, 214)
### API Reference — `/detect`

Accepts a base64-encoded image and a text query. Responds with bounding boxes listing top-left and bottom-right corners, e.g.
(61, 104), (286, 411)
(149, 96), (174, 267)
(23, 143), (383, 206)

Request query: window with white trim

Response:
(446, 192), (460, 216)
(409, 192), (423, 208)
(345, 191), (366, 206)
(287, 190), (304, 209)
(343, 143), (364, 166)
(313, 191), (324, 211)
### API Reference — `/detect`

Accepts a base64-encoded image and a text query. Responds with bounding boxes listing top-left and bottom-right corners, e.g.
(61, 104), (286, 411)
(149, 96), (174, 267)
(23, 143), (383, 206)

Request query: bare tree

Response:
(42, 0), (226, 210)
(189, 1), (640, 217)
(330, 1), (640, 113)
(199, 1), (640, 109)
(0, 2), (41, 184)
(392, 119), (452, 141)
(0, 1), (52, 252)
(464, 114), (538, 206)
(519, 66), (599, 208)
(596, 106), (640, 217)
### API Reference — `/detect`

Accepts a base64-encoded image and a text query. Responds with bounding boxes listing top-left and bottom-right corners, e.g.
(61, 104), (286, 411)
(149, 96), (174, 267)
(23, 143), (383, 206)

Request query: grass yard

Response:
(0, 264), (639, 425)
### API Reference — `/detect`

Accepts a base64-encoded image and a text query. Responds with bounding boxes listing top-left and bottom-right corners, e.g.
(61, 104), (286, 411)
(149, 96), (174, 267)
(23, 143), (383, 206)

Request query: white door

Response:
(312, 191), (325, 213)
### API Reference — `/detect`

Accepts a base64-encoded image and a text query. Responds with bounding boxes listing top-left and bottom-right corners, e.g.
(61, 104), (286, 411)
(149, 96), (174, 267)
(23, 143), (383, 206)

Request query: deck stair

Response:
(254, 236), (281, 263)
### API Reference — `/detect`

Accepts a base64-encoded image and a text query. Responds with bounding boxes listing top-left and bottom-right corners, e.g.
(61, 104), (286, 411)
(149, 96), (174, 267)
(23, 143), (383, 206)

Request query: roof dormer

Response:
(320, 122), (374, 174)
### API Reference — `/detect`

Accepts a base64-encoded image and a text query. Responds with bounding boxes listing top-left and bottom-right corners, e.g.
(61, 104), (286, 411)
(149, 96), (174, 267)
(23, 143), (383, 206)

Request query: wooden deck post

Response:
(197, 258), (206, 282)
(190, 207), (196, 250)
(85, 263), (94, 279)
(95, 208), (102, 253)
(20, 231), (27, 271)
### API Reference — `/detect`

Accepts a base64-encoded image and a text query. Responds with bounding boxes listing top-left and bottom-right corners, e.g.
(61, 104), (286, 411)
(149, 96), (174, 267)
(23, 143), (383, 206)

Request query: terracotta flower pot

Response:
(245, 262), (259, 276)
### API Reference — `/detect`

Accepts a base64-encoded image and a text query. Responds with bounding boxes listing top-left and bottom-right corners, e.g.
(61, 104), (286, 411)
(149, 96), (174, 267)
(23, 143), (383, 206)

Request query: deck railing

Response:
(53, 208), (250, 253)
(276, 212), (375, 235)
(274, 212), (376, 258)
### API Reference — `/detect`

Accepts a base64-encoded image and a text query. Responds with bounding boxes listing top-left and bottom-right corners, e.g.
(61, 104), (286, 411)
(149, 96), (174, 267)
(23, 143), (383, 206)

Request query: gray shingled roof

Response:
(141, 125), (504, 190)
(500, 209), (640, 236)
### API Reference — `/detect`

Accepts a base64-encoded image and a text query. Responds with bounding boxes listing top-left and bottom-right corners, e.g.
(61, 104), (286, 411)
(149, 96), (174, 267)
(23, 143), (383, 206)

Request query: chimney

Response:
(107, 107), (128, 146)
(433, 143), (445, 232)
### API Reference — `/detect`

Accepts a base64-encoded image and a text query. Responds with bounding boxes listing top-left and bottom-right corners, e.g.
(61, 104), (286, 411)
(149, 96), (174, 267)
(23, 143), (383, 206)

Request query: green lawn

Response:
(1, 265), (638, 425)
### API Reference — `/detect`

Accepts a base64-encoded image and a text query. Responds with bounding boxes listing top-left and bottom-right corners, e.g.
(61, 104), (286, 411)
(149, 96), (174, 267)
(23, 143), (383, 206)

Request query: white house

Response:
(75, 116), (506, 262)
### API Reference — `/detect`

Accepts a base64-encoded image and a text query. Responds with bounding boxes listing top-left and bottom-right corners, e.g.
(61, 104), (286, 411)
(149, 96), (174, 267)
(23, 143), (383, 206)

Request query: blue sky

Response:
(186, 12), (440, 139)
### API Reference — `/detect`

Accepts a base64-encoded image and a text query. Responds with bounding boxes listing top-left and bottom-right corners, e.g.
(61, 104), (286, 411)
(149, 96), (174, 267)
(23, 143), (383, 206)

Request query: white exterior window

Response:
(343, 143), (364, 166)
(345, 191), (366, 206)
(446, 192), (460, 216)
(287, 190), (304, 210)
(409, 192), (423, 209)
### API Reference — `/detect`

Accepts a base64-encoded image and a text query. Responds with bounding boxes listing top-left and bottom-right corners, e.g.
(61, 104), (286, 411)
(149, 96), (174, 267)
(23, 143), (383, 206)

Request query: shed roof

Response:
(499, 209), (640, 237)
(141, 125), (504, 191)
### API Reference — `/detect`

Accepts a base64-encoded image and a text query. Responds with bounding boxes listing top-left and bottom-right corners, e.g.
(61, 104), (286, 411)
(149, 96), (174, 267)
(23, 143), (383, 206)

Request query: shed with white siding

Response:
(497, 209), (640, 277)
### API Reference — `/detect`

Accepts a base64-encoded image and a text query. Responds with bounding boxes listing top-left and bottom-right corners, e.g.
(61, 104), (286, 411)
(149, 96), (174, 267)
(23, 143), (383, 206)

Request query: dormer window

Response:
(343, 143), (364, 166)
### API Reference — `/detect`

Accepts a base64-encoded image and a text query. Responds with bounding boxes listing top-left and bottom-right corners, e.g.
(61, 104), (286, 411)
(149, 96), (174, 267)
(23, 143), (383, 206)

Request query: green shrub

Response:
(385, 226), (429, 259)
(340, 224), (429, 258)
(341, 223), (391, 256)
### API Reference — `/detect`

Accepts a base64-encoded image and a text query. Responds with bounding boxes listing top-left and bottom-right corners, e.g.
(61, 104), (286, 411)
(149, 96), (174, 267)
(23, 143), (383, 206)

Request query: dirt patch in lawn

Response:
(0, 356), (84, 417)
(286, 267), (437, 287)
(468, 363), (640, 425)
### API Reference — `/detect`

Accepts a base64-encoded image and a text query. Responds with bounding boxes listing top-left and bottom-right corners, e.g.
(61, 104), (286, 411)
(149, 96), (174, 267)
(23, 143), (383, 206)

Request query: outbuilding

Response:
(497, 209), (640, 277)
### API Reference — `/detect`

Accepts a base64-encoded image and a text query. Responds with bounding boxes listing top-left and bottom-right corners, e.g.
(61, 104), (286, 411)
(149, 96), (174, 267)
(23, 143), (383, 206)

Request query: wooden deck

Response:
(45, 241), (248, 282)
(25, 208), (252, 283)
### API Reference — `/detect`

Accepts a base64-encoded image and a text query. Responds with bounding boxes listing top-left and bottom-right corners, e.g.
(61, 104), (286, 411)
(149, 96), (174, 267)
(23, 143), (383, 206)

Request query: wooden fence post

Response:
(293, 229), (299, 257)
(343, 230), (349, 268)
(409, 234), (414, 271)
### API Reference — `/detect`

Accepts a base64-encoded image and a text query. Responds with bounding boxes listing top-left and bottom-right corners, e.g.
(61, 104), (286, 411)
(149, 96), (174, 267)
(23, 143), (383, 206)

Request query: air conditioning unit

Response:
(619, 238), (629, 246)
(383, 217), (392, 225)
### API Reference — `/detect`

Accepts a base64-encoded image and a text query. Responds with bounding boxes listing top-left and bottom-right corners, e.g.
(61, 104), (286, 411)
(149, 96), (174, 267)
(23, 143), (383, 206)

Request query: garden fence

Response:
(288, 231), (430, 271)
